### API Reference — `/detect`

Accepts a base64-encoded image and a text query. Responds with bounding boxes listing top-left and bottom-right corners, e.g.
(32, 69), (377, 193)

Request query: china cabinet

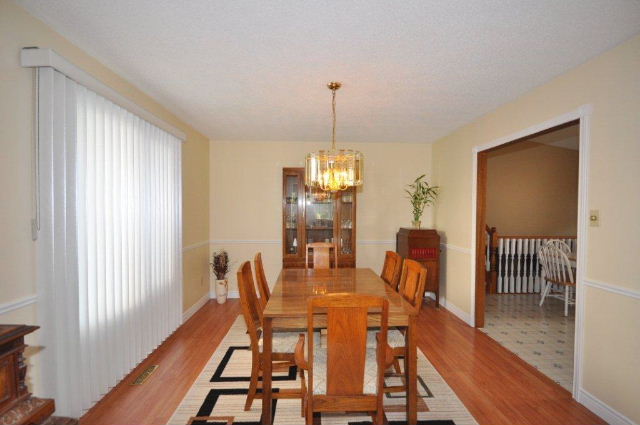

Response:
(282, 168), (356, 268)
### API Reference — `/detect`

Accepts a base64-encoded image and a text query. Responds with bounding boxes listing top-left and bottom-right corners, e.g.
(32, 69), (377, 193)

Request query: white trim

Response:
(20, 47), (186, 141)
(583, 279), (640, 300)
(469, 104), (592, 399)
(440, 243), (471, 254)
(182, 293), (210, 323)
(183, 240), (209, 252)
(578, 388), (636, 425)
(210, 239), (280, 245)
(427, 294), (473, 326)
(0, 295), (38, 315)
(210, 290), (240, 300)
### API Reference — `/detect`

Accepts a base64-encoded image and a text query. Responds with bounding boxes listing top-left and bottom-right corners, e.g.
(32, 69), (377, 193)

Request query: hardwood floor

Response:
(80, 298), (605, 425)
(416, 299), (605, 425)
(80, 300), (240, 425)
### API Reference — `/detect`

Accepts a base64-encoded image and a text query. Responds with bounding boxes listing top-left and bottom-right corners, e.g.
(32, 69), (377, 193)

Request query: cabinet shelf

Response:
(283, 168), (356, 268)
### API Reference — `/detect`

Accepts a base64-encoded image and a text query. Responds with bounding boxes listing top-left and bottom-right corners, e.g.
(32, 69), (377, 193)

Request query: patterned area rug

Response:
(168, 318), (477, 425)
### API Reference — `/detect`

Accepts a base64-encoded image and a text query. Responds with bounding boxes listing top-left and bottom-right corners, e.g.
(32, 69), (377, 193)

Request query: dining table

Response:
(261, 267), (421, 425)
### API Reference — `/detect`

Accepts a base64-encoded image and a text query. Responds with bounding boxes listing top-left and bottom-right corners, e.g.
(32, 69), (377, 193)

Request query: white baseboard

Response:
(426, 293), (473, 326)
(578, 388), (636, 425)
(210, 290), (239, 300)
(182, 293), (210, 323)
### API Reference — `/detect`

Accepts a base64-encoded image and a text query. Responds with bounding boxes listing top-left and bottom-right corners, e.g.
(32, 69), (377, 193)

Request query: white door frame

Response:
(469, 104), (592, 398)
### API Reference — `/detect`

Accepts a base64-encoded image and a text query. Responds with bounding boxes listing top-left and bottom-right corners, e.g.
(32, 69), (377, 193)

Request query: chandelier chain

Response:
(331, 87), (337, 150)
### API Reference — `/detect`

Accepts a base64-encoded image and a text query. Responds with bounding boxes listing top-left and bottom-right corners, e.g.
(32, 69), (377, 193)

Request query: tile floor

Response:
(480, 293), (575, 391)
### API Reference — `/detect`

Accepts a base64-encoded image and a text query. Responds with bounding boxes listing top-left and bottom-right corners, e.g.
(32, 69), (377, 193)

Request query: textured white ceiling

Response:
(17, 0), (640, 143)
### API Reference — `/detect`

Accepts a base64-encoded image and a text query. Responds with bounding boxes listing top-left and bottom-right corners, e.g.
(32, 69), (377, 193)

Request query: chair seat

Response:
(366, 329), (405, 348)
(312, 347), (379, 395)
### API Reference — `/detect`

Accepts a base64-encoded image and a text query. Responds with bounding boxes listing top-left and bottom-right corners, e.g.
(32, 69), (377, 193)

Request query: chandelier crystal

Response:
(305, 82), (363, 192)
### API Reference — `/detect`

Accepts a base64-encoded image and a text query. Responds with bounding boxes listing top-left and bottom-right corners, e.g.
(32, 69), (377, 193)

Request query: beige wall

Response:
(0, 0), (210, 393)
(209, 140), (433, 292)
(432, 34), (640, 421)
(487, 140), (579, 236)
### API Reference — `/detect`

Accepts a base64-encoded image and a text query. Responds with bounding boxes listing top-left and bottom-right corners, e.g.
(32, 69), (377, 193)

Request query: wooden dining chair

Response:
(253, 252), (270, 315)
(294, 294), (391, 425)
(237, 261), (306, 414)
(538, 243), (575, 316)
(382, 259), (427, 394)
(380, 251), (403, 290)
(305, 242), (338, 269)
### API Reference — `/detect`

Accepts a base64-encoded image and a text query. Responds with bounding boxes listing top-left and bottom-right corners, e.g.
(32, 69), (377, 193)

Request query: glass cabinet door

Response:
(339, 189), (355, 255)
(305, 188), (334, 245)
(284, 174), (300, 255)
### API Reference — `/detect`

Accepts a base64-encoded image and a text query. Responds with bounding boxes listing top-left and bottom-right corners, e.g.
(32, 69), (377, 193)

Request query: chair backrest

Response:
(538, 244), (574, 285)
(544, 239), (572, 255)
(307, 293), (388, 396)
(305, 242), (338, 269)
(380, 251), (403, 290)
(253, 252), (270, 311)
(237, 261), (262, 352)
(398, 259), (428, 312)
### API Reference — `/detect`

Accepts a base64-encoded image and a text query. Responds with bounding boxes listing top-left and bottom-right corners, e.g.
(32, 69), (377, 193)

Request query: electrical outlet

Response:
(589, 210), (600, 227)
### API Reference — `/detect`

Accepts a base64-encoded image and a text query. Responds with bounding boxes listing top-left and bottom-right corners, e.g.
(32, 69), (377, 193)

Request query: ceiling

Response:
(17, 0), (640, 143)
(530, 125), (580, 151)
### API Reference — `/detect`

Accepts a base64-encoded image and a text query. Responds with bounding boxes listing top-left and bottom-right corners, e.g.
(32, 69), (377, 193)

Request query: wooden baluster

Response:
(497, 238), (504, 293)
(510, 239), (517, 293)
(515, 239), (522, 293)
(503, 238), (511, 293)
(522, 239), (529, 293)
(528, 239), (535, 293)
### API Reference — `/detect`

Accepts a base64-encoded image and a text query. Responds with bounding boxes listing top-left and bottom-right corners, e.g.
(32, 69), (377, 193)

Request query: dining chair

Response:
(253, 252), (270, 315)
(380, 251), (403, 291)
(381, 259), (427, 394)
(305, 242), (338, 269)
(545, 239), (572, 255)
(294, 293), (391, 425)
(538, 243), (575, 316)
(237, 261), (306, 414)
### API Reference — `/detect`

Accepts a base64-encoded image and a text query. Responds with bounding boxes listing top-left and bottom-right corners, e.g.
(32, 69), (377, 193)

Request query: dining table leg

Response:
(261, 317), (273, 425)
(405, 315), (418, 425)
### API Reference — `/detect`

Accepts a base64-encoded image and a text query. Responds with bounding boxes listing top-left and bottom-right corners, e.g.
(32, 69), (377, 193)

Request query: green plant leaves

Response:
(405, 175), (439, 222)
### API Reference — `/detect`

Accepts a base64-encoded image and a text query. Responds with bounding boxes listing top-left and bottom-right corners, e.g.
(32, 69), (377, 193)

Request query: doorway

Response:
(471, 107), (591, 396)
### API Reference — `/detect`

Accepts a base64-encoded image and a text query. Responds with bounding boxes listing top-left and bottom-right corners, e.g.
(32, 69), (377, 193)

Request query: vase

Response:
(215, 279), (228, 304)
(412, 220), (421, 229)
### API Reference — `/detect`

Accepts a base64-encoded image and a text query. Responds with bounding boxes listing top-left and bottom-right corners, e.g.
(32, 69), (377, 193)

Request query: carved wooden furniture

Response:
(253, 252), (271, 315)
(305, 242), (338, 270)
(396, 228), (440, 307)
(384, 259), (428, 394)
(294, 294), (389, 424)
(0, 325), (54, 425)
(380, 251), (403, 290)
(261, 268), (420, 425)
(282, 168), (356, 268)
(236, 261), (305, 413)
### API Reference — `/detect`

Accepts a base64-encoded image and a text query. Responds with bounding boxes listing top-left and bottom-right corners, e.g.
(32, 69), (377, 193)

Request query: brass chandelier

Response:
(305, 82), (363, 192)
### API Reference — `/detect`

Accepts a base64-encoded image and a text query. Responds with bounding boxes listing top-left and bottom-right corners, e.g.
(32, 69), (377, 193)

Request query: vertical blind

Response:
(37, 67), (183, 417)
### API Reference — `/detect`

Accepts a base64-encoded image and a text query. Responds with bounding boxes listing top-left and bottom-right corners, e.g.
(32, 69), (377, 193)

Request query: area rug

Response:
(168, 318), (477, 425)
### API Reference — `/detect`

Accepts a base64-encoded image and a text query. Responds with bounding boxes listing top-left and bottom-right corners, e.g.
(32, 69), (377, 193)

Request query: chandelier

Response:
(305, 82), (363, 192)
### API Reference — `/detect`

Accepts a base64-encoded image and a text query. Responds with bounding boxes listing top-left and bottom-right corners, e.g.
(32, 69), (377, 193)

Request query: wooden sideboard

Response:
(396, 228), (441, 307)
(0, 325), (54, 425)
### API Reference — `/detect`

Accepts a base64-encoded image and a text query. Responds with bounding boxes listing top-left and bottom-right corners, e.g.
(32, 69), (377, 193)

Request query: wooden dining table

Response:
(261, 267), (420, 425)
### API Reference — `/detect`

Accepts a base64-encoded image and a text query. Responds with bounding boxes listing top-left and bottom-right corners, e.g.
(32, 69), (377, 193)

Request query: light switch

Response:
(589, 210), (600, 227)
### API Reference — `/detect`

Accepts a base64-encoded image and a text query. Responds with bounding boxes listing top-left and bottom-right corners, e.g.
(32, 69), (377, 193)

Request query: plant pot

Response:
(215, 279), (228, 304)
(412, 220), (422, 229)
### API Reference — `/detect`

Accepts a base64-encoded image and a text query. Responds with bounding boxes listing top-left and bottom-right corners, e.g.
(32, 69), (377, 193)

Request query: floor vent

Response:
(131, 365), (159, 385)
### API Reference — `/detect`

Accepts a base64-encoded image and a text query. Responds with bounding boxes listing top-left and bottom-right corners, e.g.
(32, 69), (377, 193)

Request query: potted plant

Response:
(405, 174), (439, 229)
(210, 249), (230, 304)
